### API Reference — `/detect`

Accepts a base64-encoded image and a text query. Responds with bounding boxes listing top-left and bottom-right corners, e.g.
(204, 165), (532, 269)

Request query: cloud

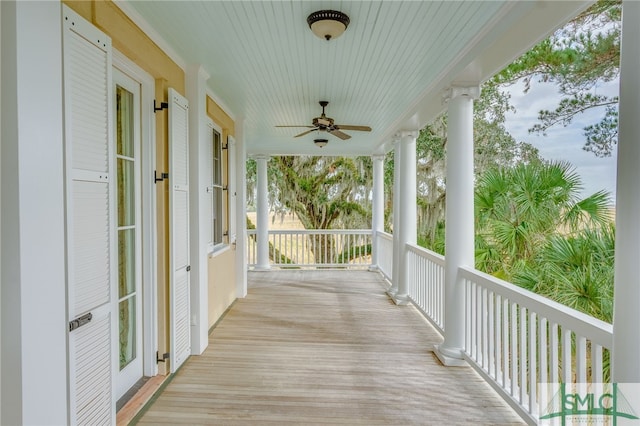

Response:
(503, 79), (618, 201)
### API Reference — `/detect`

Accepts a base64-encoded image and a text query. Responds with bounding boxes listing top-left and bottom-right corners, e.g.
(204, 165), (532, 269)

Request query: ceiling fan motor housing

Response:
(313, 116), (334, 128)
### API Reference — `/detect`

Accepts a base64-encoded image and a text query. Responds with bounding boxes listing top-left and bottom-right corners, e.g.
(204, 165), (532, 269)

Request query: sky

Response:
(502, 79), (619, 203)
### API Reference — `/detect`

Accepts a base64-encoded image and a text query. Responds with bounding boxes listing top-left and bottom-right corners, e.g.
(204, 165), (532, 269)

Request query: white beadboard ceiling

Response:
(122, 1), (592, 156)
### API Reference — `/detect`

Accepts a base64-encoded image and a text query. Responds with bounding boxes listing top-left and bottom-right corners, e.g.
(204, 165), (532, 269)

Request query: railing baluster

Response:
(592, 343), (603, 384)
(488, 290), (495, 378)
(562, 328), (572, 383)
(550, 321), (559, 385)
(511, 301), (518, 398)
(539, 317), (548, 414)
(528, 311), (537, 415)
(519, 306), (527, 404)
(503, 298), (509, 389)
(495, 294), (502, 384)
(471, 281), (477, 358)
(465, 279), (471, 354)
(482, 287), (488, 370)
(576, 335), (587, 384)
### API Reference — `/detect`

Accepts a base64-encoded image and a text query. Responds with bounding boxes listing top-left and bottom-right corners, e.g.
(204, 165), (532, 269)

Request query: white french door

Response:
(113, 69), (143, 399)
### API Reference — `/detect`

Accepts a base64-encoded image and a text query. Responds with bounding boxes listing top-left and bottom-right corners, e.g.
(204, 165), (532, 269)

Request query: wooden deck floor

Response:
(136, 270), (523, 425)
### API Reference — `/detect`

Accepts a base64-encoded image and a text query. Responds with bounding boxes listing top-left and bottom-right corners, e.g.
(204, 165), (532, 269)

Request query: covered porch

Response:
(135, 270), (522, 424)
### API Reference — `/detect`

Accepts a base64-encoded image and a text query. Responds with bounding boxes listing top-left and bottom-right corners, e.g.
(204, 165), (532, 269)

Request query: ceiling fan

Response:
(276, 101), (372, 140)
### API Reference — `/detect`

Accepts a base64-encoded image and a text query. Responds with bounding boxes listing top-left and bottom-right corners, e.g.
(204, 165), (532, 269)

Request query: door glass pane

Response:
(119, 296), (136, 370)
(118, 229), (135, 298)
(117, 159), (135, 227)
(213, 130), (221, 185)
(116, 86), (134, 157)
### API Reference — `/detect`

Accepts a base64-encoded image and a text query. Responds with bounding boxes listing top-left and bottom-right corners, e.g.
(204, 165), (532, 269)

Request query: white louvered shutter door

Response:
(169, 88), (191, 371)
(205, 121), (214, 249)
(62, 6), (115, 425)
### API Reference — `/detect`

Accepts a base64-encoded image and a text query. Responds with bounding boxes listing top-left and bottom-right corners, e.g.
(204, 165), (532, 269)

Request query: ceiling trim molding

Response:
(206, 88), (237, 123)
(112, 0), (187, 71)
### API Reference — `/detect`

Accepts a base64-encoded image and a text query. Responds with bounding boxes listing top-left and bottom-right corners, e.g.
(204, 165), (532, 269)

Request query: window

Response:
(206, 119), (230, 252)
(212, 128), (223, 246)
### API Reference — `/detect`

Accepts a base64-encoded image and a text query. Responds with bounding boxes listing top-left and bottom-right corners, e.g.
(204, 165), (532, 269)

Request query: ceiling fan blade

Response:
(276, 125), (315, 128)
(328, 129), (351, 140)
(334, 125), (372, 132)
(294, 129), (318, 138)
(317, 118), (332, 126)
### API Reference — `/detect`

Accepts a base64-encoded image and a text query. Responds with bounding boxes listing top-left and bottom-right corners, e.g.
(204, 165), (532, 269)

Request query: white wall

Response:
(1, 2), (68, 424)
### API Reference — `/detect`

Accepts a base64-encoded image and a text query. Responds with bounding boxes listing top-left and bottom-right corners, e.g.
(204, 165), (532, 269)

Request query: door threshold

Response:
(116, 374), (167, 425)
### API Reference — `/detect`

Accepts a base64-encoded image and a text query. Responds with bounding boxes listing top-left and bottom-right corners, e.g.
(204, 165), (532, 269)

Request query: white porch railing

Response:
(460, 266), (612, 423)
(376, 231), (394, 281)
(406, 243), (445, 334)
(247, 229), (372, 268)
(403, 244), (614, 424)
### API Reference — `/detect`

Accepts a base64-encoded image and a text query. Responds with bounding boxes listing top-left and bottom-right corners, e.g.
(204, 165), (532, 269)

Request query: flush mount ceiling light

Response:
(307, 10), (350, 41)
(314, 138), (329, 148)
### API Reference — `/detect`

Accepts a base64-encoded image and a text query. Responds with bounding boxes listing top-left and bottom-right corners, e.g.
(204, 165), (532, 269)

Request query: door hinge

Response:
(69, 312), (93, 332)
(153, 100), (168, 113)
(156, 352), (170, 363)
(154, 171), (169, 183)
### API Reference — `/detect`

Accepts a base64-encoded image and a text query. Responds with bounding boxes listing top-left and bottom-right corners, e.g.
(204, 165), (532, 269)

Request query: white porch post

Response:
(235, 120), (248, 297)
(255, 155), (271, 270)
(435, 86), (479, 366)
(391, 131), (418, 305)
(388, 138), (402, 296)
(370, 154), (385, 271)
(612, 0), (640, 383)
(186, 64), (210, 355)
(1, 2), (68, 423)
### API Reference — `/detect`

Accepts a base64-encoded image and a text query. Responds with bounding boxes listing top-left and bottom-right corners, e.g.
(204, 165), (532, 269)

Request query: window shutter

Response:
(228, 136), (237, 244)
(62, 5), (115, 425)
(205, 121), (214, 250)
(169, 88), (191, 372)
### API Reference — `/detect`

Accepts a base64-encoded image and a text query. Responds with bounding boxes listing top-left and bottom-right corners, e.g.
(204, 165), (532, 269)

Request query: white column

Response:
(1, 2), (68, 423)
(235, 120), (248, 297)
(255, 155), (271, 270)
(388, 138), (402, 296)
(391, 131), (418, 305)
(186, 64), (210, 355)
(370, 154), (385, 271)
(613, 0), (640, 383)
(435, 86), (479, 366)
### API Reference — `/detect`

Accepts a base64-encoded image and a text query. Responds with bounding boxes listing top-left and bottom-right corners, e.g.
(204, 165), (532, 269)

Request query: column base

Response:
(253, 265), (271, 271)
(390, 292), (410, 306)
(368, 265), (379, 272)
(433, 344), (467, 367)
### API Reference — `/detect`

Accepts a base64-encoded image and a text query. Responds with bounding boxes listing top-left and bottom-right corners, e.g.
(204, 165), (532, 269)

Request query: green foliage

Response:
(256, 155), (372, 231)
(475, 161), (611, 280)
(512, 226), (615, 322)
(495, 0), (621, 157)
(472, 161), (614, 322)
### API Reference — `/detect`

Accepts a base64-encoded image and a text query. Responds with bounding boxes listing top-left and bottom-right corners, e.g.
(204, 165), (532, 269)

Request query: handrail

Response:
(247, 229), (372, 269)
(247, 229), (371, 235)
(406, 243), (444, 265)
(459, 266), (612, 348)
